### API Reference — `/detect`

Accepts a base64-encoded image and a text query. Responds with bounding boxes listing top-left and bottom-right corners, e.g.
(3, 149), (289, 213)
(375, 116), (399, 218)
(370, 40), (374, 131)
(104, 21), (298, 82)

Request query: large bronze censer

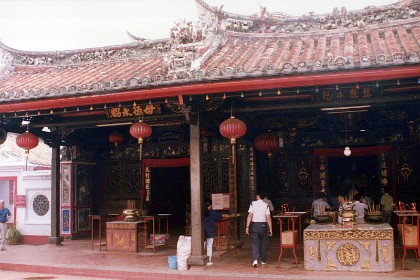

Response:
(339, 202), (358, 227)
(123, 209), (139, 222)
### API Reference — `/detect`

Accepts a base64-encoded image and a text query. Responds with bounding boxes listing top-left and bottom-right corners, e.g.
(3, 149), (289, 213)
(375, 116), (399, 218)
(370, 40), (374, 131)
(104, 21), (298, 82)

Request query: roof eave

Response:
(0, 64), (418, 114)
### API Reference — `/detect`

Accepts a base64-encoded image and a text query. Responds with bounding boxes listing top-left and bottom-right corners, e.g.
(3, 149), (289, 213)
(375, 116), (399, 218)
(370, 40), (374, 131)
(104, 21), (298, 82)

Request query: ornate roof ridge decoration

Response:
(197, 0), (419, 34)
(223, 18), (420, 39)
(0, 39), (172, 67)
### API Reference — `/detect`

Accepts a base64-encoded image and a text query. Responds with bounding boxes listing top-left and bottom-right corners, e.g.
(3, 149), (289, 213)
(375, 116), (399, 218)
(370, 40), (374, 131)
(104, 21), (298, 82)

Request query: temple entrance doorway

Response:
(328, 155), (380, 206)
(149, 166), (190, 230)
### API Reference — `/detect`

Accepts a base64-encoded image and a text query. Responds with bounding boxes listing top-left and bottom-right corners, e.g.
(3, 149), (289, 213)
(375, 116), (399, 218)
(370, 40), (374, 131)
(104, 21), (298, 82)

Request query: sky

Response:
(0, 0), (394, 52)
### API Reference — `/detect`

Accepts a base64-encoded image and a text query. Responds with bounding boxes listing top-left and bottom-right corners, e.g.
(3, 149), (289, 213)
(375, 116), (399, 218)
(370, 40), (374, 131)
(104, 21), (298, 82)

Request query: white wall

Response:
(0, 162), (51, 237)
(19, 170), (51, 236)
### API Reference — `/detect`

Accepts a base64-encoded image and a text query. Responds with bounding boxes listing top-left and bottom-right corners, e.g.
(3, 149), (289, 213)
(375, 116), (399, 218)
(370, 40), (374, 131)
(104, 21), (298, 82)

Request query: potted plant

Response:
(6, 222), (20, 245)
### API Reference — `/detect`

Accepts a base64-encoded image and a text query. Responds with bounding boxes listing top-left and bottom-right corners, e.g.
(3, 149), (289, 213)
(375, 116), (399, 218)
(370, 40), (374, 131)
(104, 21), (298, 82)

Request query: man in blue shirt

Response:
(311, 193), (331, 217)
(0, 200), (11, 251)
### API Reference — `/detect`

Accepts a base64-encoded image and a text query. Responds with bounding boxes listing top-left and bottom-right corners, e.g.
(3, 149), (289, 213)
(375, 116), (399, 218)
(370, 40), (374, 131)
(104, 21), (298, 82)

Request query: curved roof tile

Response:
(0, 0), (419, 105)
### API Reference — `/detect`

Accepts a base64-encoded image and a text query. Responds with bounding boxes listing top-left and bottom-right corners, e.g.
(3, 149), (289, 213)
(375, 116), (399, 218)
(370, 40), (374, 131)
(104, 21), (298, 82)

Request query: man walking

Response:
(0, 200), (11, 251)
(246, 193), (273, 267)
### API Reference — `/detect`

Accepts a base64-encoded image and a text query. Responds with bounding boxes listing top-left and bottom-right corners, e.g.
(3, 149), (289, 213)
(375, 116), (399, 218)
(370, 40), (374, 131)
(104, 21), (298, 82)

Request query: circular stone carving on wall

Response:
(33, 195), (50, 216)
(336, 243), (360, 266)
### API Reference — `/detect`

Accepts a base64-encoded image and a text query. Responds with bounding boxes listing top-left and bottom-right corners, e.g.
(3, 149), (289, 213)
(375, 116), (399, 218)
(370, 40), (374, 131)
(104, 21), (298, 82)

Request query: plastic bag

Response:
(176, 235), (191, 270)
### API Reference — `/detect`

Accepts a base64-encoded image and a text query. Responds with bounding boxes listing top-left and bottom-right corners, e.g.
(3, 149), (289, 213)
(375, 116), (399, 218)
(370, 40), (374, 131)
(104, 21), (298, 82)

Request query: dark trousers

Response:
(382, 210), (392, 224)
(251, 222), (268, 262)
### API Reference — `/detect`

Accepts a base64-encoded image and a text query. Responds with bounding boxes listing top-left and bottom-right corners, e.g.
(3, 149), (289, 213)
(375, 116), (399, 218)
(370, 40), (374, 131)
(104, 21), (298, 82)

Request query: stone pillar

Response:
(187, 114), (207, 266)
(48, 130), (64, 245)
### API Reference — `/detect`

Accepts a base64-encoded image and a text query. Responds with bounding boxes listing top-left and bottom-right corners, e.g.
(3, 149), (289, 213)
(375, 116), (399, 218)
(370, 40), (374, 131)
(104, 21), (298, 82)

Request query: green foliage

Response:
(6, 222), (20, 244)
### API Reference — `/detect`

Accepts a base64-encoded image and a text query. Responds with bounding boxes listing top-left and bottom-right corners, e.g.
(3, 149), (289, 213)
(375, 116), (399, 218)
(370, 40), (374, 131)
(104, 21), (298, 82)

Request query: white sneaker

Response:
(261, 261), (267, 265)
(253, 260), (258, 267)
(207, 262), (213, 266)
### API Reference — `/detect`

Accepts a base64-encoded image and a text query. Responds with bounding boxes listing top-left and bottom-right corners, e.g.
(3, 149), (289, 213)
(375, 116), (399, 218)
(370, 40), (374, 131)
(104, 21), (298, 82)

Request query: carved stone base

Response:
(187, 255), (208, 266)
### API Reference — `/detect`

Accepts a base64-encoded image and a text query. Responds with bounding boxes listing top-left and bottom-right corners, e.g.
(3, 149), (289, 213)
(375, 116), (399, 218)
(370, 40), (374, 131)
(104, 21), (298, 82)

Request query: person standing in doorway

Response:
(380, 187), (393, 224)
(263, 195), (275, 215)
(204, 200), (222, 265)
(0, 200), (11, 251)
(246, 193), (273, 267)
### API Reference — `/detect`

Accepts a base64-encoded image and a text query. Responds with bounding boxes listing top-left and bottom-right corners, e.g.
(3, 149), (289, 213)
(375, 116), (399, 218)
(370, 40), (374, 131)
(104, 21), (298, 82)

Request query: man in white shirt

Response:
(246, 193), (273, 267)
(353, 194), (367, 223)
(263, 196), (274, 213)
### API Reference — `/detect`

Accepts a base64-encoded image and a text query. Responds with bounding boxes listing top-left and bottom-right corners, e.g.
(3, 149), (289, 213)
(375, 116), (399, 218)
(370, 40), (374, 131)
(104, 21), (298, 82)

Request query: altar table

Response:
(214, 214), (240, 262)
(304, 223), (394, 272)
(106, 221), (145, 253)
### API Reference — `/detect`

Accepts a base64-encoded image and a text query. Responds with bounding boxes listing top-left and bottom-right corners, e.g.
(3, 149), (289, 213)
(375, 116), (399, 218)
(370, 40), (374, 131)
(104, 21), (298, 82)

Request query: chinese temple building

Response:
(0, 0), (419, 252)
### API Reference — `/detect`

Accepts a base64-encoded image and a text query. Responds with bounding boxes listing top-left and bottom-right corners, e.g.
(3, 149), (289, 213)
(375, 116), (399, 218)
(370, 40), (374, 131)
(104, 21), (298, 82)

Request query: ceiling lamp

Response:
(343, 113), (351, 157)
(219, 116), (247, 163)
(16, 130), (39, 170)
(0, 128), (7, 145)
(129, 120), (152, 160)
(254, 132), (278, 158)
(344, 146), (352, 157)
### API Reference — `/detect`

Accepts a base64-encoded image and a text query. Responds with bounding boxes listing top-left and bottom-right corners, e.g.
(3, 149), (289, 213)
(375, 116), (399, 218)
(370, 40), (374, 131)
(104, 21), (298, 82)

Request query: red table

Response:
(143, 214), (171, 253)
(214, 215), (240, 262)
(393, 210), (420, 269)
(273, 212), (305, 268)
(90, 215), (106, 251)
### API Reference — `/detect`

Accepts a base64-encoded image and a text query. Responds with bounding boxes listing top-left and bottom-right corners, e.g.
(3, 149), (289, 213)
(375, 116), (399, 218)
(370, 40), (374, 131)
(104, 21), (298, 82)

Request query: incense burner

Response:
(123, 209), (140, 222)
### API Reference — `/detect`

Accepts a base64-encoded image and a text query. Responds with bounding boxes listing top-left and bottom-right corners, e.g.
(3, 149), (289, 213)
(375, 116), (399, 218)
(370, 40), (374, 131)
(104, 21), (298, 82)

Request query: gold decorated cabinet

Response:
(304, 224), (394, 272)
(106, 221), (144, 252)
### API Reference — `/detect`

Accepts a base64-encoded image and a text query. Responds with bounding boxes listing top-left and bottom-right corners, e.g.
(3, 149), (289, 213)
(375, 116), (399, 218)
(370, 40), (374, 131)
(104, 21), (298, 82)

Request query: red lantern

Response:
(254, 132), (278, 158)
(219, 116), (247, 163)
(108, 132), (124, 147)
(129, 121), (152, 160)
(219, 116), (247, 145)
(0, 128), (6, 145)
(16, 131), (39, 170)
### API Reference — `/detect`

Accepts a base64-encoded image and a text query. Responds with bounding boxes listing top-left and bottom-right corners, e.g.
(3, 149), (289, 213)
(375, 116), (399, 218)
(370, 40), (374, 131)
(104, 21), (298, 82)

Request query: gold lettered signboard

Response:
(106, 104), (161, 119)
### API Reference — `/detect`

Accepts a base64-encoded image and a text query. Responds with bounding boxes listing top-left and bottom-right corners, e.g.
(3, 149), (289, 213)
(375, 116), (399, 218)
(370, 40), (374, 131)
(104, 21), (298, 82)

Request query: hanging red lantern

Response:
(109, 132), (124, 154)
(254, 132), (278, 158)
(16, 131), (39, 170)
(129, 120), (152, 160)
(219, 116), (247, 163)
(108, 132), (124, 147)
(219, 116), (247, 145)
(0, 128), (6, 145)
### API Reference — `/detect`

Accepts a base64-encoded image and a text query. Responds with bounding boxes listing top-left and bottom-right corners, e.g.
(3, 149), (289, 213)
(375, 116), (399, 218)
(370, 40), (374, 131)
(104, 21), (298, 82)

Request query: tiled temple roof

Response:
(0, 0), (419, 105)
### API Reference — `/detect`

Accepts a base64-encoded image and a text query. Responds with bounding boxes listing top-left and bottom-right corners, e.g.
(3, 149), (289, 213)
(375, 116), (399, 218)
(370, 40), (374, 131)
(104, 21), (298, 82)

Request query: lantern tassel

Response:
(231, 144), (235, 165)
(25, 150), (29, 171)
(138, 138), (144, 161)
(139, 144), (143, 161)
(230, 138), (236, 164)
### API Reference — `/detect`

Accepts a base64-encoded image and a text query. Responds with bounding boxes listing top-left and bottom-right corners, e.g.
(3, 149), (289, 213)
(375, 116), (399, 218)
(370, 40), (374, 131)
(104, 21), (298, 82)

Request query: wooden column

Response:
(229, 145), (238, 214)
(188, 113), (207, 265)
(48, 129), (64, 245)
